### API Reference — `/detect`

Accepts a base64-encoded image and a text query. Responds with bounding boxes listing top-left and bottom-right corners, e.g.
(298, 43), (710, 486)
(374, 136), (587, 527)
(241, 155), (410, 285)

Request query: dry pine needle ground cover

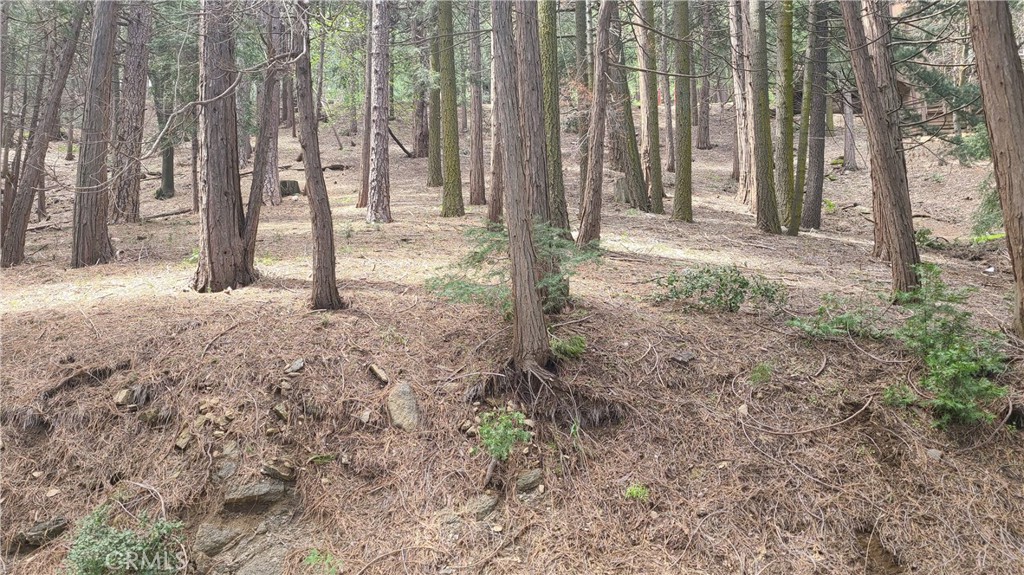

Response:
(1, 108), (1022, 574)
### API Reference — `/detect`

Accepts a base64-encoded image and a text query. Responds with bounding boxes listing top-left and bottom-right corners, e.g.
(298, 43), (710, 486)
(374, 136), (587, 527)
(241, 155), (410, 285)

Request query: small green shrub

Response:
(914, 227), (946, 250)
(823, 199), (837, 214)
(971, 174), (1003, 238)
(655, 265), (786, 312)
(303, 548), (342, 574)
(479, 410), (532, 461)
(882, 384), (917, 408)
(749, 362), (773, 385)
(65, 506), (184, 575)
(787, 294), (882, 339)
(625, 483), (650, 502)
(551, 334), (586, 361)
(951, 126), (991, 165)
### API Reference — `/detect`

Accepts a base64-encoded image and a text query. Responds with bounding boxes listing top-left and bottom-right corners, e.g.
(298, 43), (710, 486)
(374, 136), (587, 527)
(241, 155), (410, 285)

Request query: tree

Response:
(609, 7), (648, 212)
(366, 0), (392, 224)
(728, 0), (751, 197)
(192, 0), (256, 292)
(577, 0), (615, 247)
(296, 0), (346, 309)
(774, 0), (794, 227)
(840, 0), (918, 292)
(358, 0), (372, 209)
(540, 0), (570, 230)
(673, 0), (693, 222)
(797, 0), (828, 231)
(1, 6), (84, 268)
(968, 0), (1024, 334)
(427, 23), (443, 188)
(467, 0), (486, 206)
(488, 24), (504, 225)
(252, 1), (283, 206)
(411, 16), (429, 158)
(438, 0), (464, 217)
(636, 0), (665, 214)
(492, 0), (551, 375)
(516, 0), (550, 224)
(661, 0), (676, 173)
(71, 0), (118, 268)
(842, 89), (859, 171)
(694, 0), (713, 151)
(748, 0), (780, 233)
(111, 1), (153, 224)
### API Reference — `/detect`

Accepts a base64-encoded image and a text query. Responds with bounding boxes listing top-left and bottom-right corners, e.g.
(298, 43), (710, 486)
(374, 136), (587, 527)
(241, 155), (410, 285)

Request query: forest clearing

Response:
(1, 1), (1023, 574)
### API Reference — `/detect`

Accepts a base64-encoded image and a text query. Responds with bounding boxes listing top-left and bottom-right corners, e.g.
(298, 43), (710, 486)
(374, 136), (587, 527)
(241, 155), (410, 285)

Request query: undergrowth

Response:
(65, 506), (184, 575)
(550, 334), (587, 361)
(478, 410), (532, 461)
(971, 173), (1003, 239)
(654, 265), (786, 312)
(791, 264), (1007, 426)
(426, 222), (599, 316)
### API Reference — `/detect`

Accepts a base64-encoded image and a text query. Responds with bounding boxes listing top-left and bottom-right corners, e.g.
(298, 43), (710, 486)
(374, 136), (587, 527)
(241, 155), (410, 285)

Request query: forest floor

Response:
(2, 106), (1022, 575)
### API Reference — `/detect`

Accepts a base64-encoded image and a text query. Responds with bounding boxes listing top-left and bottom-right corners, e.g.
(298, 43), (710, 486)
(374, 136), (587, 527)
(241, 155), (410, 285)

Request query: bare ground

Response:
(1, 107), (1022, 574)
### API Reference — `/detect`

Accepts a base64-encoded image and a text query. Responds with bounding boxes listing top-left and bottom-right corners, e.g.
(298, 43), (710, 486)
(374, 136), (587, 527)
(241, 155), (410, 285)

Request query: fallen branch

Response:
(388, 126), (413, 158)
(143, 208), (192, 221)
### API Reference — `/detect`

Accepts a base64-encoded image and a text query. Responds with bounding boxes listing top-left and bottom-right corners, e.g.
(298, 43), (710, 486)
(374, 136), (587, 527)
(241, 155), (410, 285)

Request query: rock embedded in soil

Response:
(466, 493), (499, 520)
(261, 457), (297, 482)
(386, 383), (421, 431)
(369, 363), (390, 385)
(14, 517), (68, 547)
(284, 358), (305, 374)
(194, 523), (241, 556)
(223, 479), (291, 509)
(516, 469), (544, 493)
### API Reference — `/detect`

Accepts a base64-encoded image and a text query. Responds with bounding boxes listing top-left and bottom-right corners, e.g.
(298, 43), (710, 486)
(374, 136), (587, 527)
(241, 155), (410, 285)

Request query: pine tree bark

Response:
(366, 0), (392, 224)
(412, 18), (430, 159)
(488, 27), (504, 226)
(577, 0), (615, 247)
(795, 0), (826, 231)
(439, 0), (465, 217)
(71, 0), (118, 268)
(492, 0), (551, 372)
(661, 0), (675, 174)
(728, 0), (750, 198)
(672, 0), (693, 222)
(636, 0), (664, 213)
(695, 0), (712, 150)
(1, 7), (84, 267)
(468, 0), (486, 206)
(517, 0), (550, 222)
(192, 0), (255, 292)
(840, 0), (918, 292)
(968, 0), (1024, 334)
(576, 0), (592, 191)
(150, 72), (175, 199)
(427, 27), (444, 187)
(296, 0), (346, 309)
(748, 0), (780, 233)
(253, 1), (283, 206)
(111, 1), (152, 224)
(774, 0), (794, 227)
(358, 0), (372, 209)
(842, 88), (859, 171)
(540, 0), (570, 231)
(609, 13), (648, 213)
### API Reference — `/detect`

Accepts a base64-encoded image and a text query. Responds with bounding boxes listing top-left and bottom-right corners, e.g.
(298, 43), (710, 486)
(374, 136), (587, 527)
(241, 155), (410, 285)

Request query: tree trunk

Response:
(468, 0), (486, 206)
(366, 0), (392, 224)
(517, 0), (550, 222)
(968, 0), (1024, 334)
(192, 0), (255, 292)
(253, 1), (282, 206)
(315, 14), (326, 122)
(412, 17), (430, 158)
(540, 0), (569, 231)
(295, 0), (346, 309)
(427, 25), (444, 187)
(492, 0), (551, 372)
(661, 0), (675, 174)
(636, 0), (664, 214)
(673, 0), (693, 222)
(1, 7), (84, 267)
(111, 1), (152, 224)
(577, 0), (615, 247)
(842, 88), (859, 171)
(191, 132), (199, 214)
(488, 25), (504, 225)
(774, 0), (794, 228)
(609, 11), (648, 213)
(28, 34), (51, 222)
(237, 73), (254, 168)
(576, 0), (591, 192)
(728, 0), (751, 202)
(796, 0), (826, 231)
(151, 73), (175, 199)
(439, 0), (464, 217)
(695, 0), (712, 150)
(71, 0), (118, 268)
(748, 0), (780, 233)
(840, 0), (919, 292)
(358, 0), (372, 208)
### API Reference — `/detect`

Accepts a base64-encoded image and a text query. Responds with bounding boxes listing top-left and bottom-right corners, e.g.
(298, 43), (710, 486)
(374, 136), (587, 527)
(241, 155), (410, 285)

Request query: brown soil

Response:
(1, 107), (1022, 574)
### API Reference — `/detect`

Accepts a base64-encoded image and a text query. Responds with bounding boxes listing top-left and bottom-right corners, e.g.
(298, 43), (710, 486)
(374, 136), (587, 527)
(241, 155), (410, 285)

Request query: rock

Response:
(174, 429), (192, 450)
(45, 488), (60, 498)
(113, 389), (134, 406)
(261, 458), (297, 482)
(670, 351), (697, 364)
(272, 403), (289, 422)
(386, 383), (421, 431)
(138, 406), (176, 428)
(236, 543), (288, 575)
(354, 409), (372, 424)
(223, 480), (290, 509)
(516, 469), (543, 493)
(213, 459), (238, 482)
(280, 180), (301, 197)
(459, 419), (473, 433)
(14, 517), (68, 546)
(284, 358), (305, 374)
(926, 448), (943, 461)
(113, 385), (147, 408)
(369, 363), (390, 385)
(466, 494), (499, 520)
(198, 397), (221, 414)
(194, 523), (241, 556)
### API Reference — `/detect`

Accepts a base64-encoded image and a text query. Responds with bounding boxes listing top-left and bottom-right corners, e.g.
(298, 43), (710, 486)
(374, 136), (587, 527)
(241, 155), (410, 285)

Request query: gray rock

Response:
(213, 459), (238, 482)
(260, 458), (297, 482)
(194, 523), (241, 556)
(236, 544), (287, 575)
(516, 469), (543, 493)
(284, 358), (305, 374)
(15, 517), (68, 546)
(926, 448), (943, 461)
(386, 383), (421, 431)
(223, 480), (290, 510)
(465, 494), (499, 520)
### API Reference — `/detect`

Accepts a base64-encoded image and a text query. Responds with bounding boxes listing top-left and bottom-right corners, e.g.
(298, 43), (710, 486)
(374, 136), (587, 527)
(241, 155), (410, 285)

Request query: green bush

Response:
(426, 222), (599, 316)
(479, 410), (532, 461)
(655, 265), (786, 312)
(749, 362), (773, 385)
(882, 384), (917, 408)
(914, 227), (946, 250)
(787, 294), (882, 339)
(551, 334), (587, 361)
(303, 548), (342, 574)
(65, 506), (184, 575)
(971, 174), (1003, 239)
(625, 483), (650, 502)
(951, 126), (991, 165)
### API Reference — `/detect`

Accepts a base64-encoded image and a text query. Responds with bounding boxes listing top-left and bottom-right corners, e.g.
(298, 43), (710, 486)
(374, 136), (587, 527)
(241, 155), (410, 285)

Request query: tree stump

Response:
(280, 180), (301, 197)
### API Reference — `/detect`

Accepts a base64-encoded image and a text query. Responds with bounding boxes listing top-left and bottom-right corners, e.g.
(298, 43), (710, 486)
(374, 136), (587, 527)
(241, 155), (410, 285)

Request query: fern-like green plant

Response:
(479, 410), (532, 461)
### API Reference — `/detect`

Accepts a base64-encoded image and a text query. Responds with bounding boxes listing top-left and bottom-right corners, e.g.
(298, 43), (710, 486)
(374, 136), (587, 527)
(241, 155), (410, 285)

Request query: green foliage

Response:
(551, 334), (587, 361)
(823, 199), (837, 214)
(624, 483), (650, 502)
(914, 228), (946, 250)
(479, 410), (532, 461)
(303, 548), (342, 575)
(787, 294), (881, 339)
(65, 507), (184, 575)
(971, 174), (1003, 238)
(655, 265), (786, 312)
(749, 362), (773, 385)
(426, 222), (599, 316)
(893, 265), (1007, 426)
(951, 126), (991, 165)
(882, 384), (917, 408)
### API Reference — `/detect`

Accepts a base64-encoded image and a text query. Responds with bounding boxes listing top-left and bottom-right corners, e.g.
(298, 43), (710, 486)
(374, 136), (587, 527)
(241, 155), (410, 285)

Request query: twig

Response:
(354, 546), (439, 575)
(143, 208), (192, 221)
(746, 396), (874, 436)
(449, 522), (535, 571)
(201, 320), (242, 359)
